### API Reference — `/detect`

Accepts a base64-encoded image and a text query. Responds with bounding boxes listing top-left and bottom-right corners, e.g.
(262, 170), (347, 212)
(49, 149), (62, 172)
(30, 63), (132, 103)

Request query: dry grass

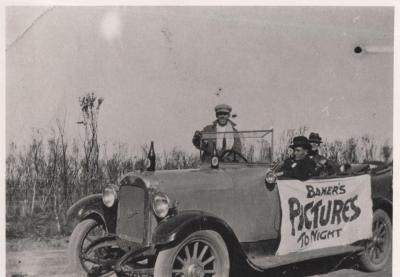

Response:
(6, 127), (391, 238)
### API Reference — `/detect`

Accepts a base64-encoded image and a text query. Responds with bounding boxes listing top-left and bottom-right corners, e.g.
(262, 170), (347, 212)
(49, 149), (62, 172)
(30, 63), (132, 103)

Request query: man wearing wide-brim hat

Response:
(192, 104), (242, 161)
(280, 136), (317, 181)
(308, 132), (338, 176)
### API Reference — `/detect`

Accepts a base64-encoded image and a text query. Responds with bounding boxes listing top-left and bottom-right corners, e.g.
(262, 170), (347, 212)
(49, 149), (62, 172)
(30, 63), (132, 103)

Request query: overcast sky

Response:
(6, 6), (394, 154)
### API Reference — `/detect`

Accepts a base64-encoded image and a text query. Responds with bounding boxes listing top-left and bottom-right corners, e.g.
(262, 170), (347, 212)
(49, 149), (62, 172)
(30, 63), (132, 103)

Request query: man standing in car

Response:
(281, 136), (317, 181)
(192, 104), (241, 161)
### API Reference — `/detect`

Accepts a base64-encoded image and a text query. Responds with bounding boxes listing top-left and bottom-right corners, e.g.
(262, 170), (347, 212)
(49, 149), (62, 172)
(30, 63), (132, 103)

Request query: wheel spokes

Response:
(184, 245), (191, 260)
(202, 255), (215, 267)
(80, 225), (108, 271)
(374, 247), (380, 260)
(85, 236), (94, 243)
(367, 218), (390, 263)
(172, 240), (218, 277)
(176, 255), (186, 266)
(378, 228), (386, 239)
(198, 245), (209, 261)
(193, 242), (199, 259)
(376, 242), (384, 252)
(378, 222), (385, 234)
(368, 244), (375, 257)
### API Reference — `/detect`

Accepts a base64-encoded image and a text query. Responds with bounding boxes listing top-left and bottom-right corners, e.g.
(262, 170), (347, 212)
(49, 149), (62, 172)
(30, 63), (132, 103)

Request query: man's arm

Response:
(192, 130), (203, 149)
(272, 160), (285, 172)
(193, 127), (214, 156)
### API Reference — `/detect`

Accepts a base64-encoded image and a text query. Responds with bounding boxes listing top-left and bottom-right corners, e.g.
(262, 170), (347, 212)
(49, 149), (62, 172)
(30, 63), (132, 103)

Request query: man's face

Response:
(294, 147), (307, 160)
(310, 142), (320, 151)
(216, 112), (230, 126)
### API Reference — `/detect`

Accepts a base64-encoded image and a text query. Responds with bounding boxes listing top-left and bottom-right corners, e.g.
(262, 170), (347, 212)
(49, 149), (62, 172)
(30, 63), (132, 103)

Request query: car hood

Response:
(149, 164), (272, 196)
(119, 166), (239, 200)
(153, 167), (233, 195)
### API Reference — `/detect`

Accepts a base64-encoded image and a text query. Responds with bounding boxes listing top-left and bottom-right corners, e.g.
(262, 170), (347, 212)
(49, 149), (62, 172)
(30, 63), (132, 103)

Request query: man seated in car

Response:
(279, 136), (317, 181)
(308, 132), (339, 176)
(192, 104), (242, 161)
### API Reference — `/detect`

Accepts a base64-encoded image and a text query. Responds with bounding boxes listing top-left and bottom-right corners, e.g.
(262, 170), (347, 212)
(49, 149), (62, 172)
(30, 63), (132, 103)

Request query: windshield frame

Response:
(199, 129), (274, 165)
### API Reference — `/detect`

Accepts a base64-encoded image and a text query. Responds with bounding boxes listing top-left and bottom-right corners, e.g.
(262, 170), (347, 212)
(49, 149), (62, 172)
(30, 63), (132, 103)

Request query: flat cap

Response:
(215, 104), (232, 113)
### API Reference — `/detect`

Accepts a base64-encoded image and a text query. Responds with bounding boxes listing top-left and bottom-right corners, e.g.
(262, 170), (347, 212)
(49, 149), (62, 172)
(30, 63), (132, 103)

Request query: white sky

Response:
(6, 6), (394, 153)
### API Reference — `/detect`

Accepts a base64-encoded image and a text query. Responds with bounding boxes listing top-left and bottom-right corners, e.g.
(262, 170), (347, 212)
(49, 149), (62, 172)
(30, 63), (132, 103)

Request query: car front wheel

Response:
(68, 218), (113, 276)
(359, 209), (392, 272)
(154, 230), (230, 277)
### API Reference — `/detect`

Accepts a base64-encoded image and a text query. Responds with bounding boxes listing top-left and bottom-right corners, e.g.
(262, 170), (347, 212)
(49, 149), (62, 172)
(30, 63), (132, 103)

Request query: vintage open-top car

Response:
(66, 130), (392, 277)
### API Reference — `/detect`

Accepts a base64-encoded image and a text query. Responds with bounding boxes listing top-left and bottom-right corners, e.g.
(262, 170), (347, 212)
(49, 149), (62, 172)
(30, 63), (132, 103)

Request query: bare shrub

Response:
(78, 92), (104, 195)
(6, 118), (392, 238)
(103, 142), (135, 183)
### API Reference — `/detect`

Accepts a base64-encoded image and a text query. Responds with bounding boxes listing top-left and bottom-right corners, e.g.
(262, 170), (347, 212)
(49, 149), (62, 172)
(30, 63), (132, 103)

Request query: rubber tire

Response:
(359, 209), (392, 272)
(154, 230), (230, 277)
(68, 218), (105, 275)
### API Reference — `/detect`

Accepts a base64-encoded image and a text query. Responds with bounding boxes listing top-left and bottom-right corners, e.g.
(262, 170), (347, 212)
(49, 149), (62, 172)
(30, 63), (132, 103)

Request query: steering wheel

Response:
(220, 149), (248, 163)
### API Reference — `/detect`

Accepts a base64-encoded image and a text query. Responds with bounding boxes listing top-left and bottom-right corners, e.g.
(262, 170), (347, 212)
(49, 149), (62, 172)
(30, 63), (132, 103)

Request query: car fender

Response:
(152, 210), (251, 267)
(66, 194), (116, 233)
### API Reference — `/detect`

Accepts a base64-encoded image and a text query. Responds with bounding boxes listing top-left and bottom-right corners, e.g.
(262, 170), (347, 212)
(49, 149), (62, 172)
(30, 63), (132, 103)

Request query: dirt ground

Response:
(6, 237), (392, 277)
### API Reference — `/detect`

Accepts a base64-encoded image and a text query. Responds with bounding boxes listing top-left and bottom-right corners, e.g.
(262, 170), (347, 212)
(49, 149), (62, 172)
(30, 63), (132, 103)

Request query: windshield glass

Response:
(200, 129), (273, 164)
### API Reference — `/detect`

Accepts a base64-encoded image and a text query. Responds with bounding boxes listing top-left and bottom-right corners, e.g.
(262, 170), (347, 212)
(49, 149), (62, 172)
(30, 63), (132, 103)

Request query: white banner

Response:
(276, 175), (373, 255)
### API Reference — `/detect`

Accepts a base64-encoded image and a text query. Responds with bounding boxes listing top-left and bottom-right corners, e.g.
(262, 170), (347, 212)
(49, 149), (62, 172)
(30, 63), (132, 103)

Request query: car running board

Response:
(249, 245), (364, 270)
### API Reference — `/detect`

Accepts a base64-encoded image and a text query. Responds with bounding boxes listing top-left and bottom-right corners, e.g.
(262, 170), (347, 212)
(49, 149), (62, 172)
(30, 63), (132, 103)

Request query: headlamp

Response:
(102, 184), (118, 207)
(152, 192), (170, 218)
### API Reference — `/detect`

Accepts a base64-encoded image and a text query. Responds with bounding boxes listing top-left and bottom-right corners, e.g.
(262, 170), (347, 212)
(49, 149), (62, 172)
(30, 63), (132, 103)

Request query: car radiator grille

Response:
(116, 185), (146, 243)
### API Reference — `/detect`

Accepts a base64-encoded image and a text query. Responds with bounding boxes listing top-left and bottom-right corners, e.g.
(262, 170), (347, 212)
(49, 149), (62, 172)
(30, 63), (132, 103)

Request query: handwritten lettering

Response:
(289, 195), (361, 236)
(297, 228), (343, 247)
(306, 184), (346, 198)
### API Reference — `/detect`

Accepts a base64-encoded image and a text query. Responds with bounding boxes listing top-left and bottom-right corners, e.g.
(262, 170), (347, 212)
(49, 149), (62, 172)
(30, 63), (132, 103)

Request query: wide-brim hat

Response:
(309, 132), (322, 144)
(290, 136), (311, 150)
(215, 104), (232, 113)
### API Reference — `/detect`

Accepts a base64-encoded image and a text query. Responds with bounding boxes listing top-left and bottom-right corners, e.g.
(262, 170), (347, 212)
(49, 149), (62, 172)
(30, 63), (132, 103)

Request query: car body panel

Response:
(371, 166), (393, 219)
(371, 166), (392, 202)
(251, 244), (364, 270)
(146, 165), (280, 242)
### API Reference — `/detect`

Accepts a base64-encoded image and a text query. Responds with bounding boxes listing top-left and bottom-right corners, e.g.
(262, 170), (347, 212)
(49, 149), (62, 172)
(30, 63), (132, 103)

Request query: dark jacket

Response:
(308, 150), (339, 176)
(192, 120), (242, 161)
(282, 156), (317, 181)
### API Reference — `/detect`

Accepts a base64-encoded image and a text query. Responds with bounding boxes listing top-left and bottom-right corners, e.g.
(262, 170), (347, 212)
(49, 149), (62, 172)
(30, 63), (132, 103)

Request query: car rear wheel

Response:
(68, 218), (113, 276)
(359, 209), (392, 272)
(154, 230), (230, 277)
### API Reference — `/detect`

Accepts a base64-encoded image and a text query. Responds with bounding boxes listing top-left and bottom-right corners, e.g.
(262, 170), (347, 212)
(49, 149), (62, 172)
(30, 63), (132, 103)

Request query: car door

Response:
(226, 166), (281, 242)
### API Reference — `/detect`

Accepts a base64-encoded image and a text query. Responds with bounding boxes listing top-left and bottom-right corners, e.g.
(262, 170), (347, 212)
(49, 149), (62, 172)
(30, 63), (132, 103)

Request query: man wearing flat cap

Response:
(280, 136), (317, 181)
(192, 104), (242, 161)
(308, 132), (338, 176)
